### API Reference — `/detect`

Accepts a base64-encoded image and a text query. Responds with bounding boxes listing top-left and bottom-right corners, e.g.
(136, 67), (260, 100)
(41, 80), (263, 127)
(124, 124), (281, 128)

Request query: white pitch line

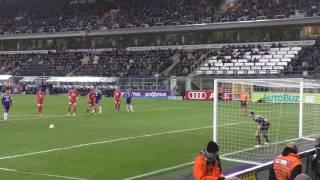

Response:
(6, 107), (193, 122)
(0, 126), (211, 160)
(0, 122), (241, 161)
(123, 162), (194, 180)
(0, 167), (87, 180)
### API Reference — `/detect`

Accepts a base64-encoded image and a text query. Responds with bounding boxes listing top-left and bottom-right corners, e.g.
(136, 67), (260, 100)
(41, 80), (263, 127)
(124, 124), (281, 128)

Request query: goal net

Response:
(213, 78), (320, 165)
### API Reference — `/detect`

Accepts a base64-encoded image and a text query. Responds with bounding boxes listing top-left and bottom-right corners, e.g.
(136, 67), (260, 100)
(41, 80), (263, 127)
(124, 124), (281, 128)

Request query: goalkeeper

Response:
(250, 111), (270, 148)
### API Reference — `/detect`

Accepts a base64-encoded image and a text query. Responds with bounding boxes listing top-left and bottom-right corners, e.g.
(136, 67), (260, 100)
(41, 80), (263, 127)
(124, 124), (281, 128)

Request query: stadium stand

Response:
(12, 53), (83, 76)
(73, 50), (174, 77)
(0, 54), (26, 74)
(171, 49), (209, 76)
(0, 0), (319, 35)
(1, 42), (320, 77)
(0, 50), (173, 77)
(195, 44), (303, 75)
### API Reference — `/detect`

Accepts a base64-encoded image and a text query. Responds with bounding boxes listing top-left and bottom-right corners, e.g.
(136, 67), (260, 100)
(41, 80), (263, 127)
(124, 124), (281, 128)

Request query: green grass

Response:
(0, 95), (318, 180)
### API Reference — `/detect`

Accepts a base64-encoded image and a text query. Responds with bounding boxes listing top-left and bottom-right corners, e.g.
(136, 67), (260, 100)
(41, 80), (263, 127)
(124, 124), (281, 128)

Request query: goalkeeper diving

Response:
(250, 111), (270, 148)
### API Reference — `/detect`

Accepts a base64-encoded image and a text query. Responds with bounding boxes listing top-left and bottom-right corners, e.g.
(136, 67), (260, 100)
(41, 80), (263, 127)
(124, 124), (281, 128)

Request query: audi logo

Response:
(187, 92), (207, 100)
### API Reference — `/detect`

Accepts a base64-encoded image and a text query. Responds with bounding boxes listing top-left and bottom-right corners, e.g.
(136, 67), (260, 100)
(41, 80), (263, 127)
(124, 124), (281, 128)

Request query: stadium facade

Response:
(0, 17), (320, 51)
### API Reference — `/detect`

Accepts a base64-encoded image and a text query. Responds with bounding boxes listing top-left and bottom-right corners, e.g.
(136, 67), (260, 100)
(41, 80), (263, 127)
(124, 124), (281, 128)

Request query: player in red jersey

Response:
(68, 87), (79, 116)
(113, 88), (121, 112)
(36, 88), (45, 116)
(86, 89), (97, 114)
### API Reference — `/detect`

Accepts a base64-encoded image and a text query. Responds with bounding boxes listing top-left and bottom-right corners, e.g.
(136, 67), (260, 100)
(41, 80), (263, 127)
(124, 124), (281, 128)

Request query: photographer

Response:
(312, 138), (320, 180)
(193, 140), (224, 180)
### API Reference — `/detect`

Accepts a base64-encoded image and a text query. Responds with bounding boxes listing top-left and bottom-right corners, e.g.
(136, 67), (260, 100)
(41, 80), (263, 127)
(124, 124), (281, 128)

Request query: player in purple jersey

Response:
(124, 89), (134, 112)
(2, 90), (12, 121)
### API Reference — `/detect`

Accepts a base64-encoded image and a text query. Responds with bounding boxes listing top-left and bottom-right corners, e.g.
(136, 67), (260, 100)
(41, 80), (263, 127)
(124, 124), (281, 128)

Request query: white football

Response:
(49, 124), (55, 129)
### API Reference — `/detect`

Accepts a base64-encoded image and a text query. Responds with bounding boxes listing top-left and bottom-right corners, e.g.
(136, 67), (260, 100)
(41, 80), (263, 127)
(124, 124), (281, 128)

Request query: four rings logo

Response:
(185, 91), (214, 101)
(187, 92), (207, 100)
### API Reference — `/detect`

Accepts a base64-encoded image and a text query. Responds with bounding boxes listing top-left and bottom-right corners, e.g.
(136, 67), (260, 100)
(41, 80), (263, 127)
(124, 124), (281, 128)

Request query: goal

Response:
(213, 78), (320, 165)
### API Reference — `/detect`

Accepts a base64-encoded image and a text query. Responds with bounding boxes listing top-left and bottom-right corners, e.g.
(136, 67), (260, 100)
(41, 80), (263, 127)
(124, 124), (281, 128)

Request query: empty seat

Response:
(288, 50), (298, 54)
(277, 51), (287, 55)
(291, 47), (302, 51)
(280, 47), (290, 51)
(263, 55), (272, 58)
(266, 62), (276, 66)
(235, 63), (244, 66)
(273, 54), (283, 58)
(224, 63), (234, 67)
(284, 55), (294, 58)
(270, 70), (280, 74)
(270, 48), (279, 51)
(273, 66), (285, 70)
(241, 66), (251, 70)
(277, 62), (288, 66)
(226, 71), (234, 75)
(247, 70), (256, 74)
(251, 66), (261, 70)
(259, 59), (269, 63)
(270, 59), (280, 62)
(259, 70), (267, 74)
(230, 67), (240, 70)
(238, 59), (248, 63)
(255, 62), (265, 66)
(252, 55), (262, 59)
(208, 60), (218, 63)
(262, 66), (273, 70)
(245, 63), (254, 66)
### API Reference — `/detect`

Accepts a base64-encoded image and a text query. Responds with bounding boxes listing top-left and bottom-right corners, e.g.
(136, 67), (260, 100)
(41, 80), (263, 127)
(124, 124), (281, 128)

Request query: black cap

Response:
(206, 141), (219, 153)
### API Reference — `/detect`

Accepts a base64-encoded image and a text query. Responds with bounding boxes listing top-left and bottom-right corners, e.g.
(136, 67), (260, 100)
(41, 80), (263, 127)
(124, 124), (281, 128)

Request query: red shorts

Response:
(88, 101), (95, 106)
(69, 101), (77, 105)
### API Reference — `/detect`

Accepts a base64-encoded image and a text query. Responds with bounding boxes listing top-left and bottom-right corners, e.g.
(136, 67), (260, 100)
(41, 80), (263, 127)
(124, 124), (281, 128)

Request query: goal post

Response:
(213, 78), (320, 164)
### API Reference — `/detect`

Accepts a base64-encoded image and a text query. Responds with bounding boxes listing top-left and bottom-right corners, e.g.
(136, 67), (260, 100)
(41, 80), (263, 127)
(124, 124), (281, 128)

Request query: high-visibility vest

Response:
(193, 153), (224, 180)
(240, 91), (248, 102)
(273, 153), (301, 180)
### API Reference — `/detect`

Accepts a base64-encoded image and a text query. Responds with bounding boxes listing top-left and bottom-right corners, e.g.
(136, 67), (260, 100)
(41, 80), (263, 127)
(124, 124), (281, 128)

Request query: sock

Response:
(94, 106), (97, 113)
(68, 105), (71, 113)
(130, 105), (134, 112)
(87, 106), (90, 113)
(118, 104), (120, 111)
(4, 112), (7, 120)
(264, 135), (269, 143)
(39, 106), (42, 114)
(73, 105), (76, 113)
(256, 136), (261, 145)
(115, 104), (117, 111)
(99, 106), (102, 113)
(126, 105), (130, 112)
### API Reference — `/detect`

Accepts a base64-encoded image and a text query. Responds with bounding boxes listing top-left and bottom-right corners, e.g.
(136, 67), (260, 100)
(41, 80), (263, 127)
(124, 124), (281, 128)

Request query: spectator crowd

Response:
(0, 0), (319, 35)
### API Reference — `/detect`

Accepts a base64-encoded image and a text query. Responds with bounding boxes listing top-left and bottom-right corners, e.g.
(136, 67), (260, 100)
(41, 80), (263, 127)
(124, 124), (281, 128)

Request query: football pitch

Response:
(0, 95), (318, 180)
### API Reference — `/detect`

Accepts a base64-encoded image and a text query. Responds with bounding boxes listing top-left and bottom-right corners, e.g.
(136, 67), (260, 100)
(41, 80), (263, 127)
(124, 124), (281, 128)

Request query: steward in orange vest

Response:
(270, 142), (302, 180)
(193, 141), (224, 180)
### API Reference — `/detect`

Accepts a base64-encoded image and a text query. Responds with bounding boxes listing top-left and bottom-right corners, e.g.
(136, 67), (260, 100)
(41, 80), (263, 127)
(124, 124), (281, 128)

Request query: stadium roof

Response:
(46, 76), (118, 83)
(0, 75), (12, 81)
